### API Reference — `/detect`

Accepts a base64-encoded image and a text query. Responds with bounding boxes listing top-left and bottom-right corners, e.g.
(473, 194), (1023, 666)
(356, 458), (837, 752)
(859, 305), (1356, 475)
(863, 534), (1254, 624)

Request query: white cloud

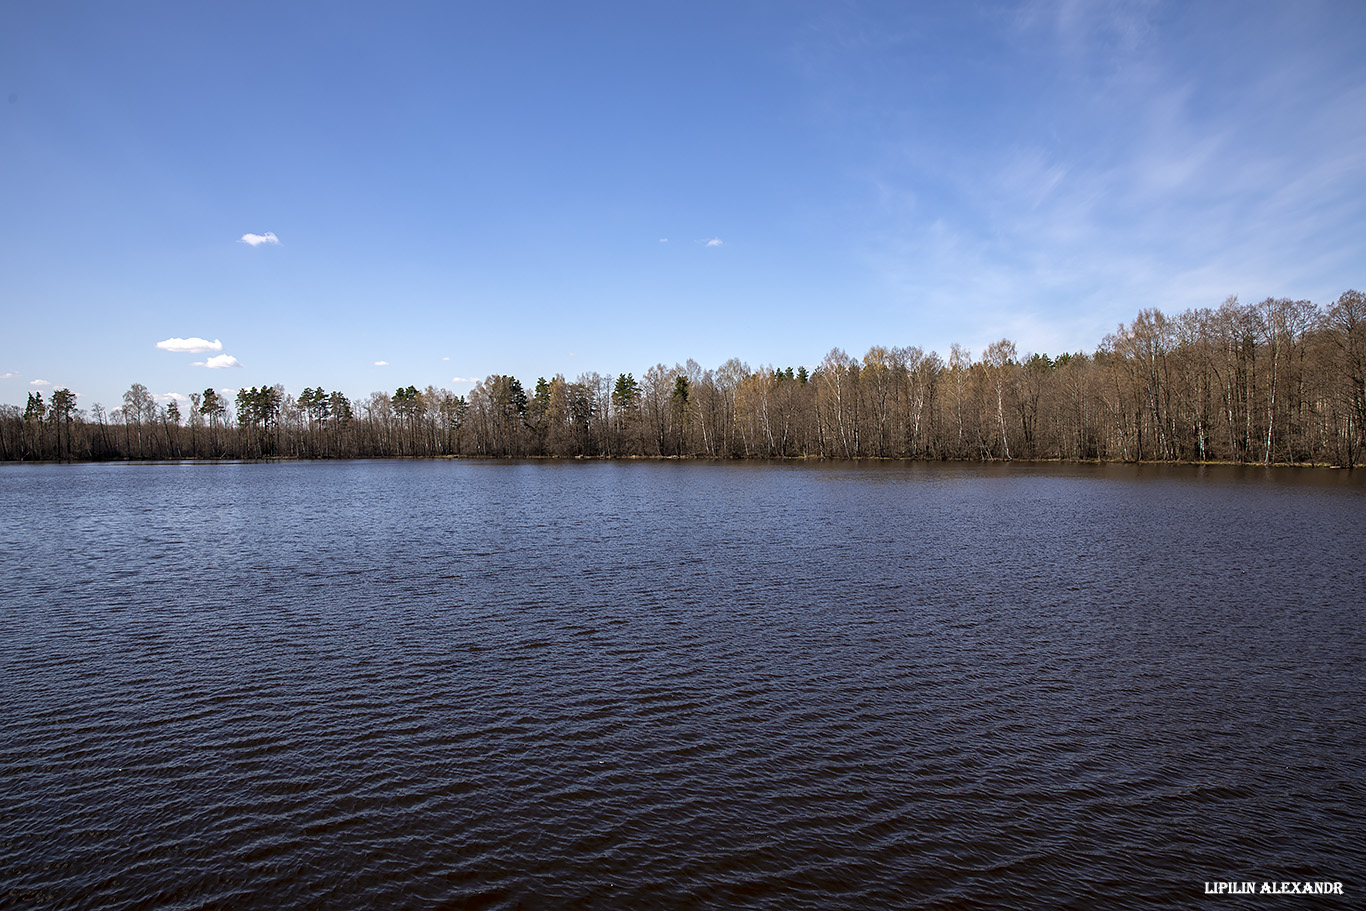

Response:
(240, 232), (280, 246)
(30, 379), (53, 386)
(450, 376), (479, 383)
(659, 237), (669, 243)
(191, 354), (242, 369)
(0, 371), (16, 380)
(704, 237), (723, 247)
(442, 356), (451, 361)
(373, 360), (389, 367)
(157, 337), (223, 353)
(156, 392), (189, 404)
(844, 2), (1366, 357)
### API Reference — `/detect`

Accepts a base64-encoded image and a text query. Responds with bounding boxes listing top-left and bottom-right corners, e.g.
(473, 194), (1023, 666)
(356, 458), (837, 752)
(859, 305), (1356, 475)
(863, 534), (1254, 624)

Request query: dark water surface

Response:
(2, 460), (1363, 909)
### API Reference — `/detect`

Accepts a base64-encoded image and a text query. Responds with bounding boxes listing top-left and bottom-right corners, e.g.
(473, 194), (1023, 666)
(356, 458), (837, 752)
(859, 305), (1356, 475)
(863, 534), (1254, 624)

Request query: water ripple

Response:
(2, 460), (1363, 909)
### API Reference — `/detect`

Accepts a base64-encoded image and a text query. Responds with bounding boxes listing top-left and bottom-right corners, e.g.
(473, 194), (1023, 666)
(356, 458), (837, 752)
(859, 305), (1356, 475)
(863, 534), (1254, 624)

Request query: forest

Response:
(4, 292), (1365, 466)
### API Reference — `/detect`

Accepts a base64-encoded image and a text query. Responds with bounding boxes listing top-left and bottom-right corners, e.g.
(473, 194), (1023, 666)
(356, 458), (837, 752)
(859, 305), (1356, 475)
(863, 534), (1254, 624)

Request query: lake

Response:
(2, 460), (1362, 909)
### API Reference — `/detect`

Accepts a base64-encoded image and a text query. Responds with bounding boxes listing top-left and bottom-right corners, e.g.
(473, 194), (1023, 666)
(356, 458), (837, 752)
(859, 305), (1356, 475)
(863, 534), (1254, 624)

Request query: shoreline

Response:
(2, 454), (1356, 469)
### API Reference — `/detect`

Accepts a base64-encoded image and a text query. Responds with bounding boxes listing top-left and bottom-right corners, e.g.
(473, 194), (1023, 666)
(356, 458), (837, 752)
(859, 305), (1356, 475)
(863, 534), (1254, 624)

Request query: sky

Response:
(2, 0), (1363, 411)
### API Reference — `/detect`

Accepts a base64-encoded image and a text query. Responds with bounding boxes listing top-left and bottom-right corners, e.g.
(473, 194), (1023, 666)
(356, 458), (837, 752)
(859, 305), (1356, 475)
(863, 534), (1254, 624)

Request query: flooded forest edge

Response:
(7, 292), (1366, 467)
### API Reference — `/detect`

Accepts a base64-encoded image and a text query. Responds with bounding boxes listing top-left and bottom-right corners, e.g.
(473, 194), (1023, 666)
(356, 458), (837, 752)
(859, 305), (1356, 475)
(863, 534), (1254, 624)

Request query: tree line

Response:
(4, 291), (1364, 466)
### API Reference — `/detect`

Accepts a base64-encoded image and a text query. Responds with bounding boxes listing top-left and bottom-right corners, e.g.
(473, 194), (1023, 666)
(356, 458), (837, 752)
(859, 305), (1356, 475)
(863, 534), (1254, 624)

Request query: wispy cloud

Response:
(30, 378), (53, 387)
(450, 376), (479, 383)
(373, 360), (389, 367)
(156, 392), (189, 404)
(0, 371), (16, 380)
(191, 354), (242, 368)
(849, 2), (1366, 353)
(704, 237), (723, 247)
(1018, 0), (1155, 77)
(240, 232), (280, 246)
(157, 337), (223, 353)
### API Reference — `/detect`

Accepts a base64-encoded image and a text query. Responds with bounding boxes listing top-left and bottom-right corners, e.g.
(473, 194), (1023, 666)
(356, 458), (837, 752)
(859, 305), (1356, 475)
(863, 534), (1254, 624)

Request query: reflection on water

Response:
(2, 461), (1362, 909)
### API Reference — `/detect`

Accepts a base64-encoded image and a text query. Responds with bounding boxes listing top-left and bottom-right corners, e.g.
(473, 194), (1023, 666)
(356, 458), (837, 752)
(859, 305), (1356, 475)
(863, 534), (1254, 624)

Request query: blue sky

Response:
(3, 0), (1363, 411)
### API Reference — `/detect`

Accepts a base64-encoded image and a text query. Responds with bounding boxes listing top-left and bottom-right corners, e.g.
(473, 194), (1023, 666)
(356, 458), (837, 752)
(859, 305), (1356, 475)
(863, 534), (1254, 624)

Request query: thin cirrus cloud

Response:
(156, 337), (223, 353)
(191, 355), (242, 369)
(831, 1), (1366, 354)
(240, 232), (280, 246)
(704, 238), (723, 247)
